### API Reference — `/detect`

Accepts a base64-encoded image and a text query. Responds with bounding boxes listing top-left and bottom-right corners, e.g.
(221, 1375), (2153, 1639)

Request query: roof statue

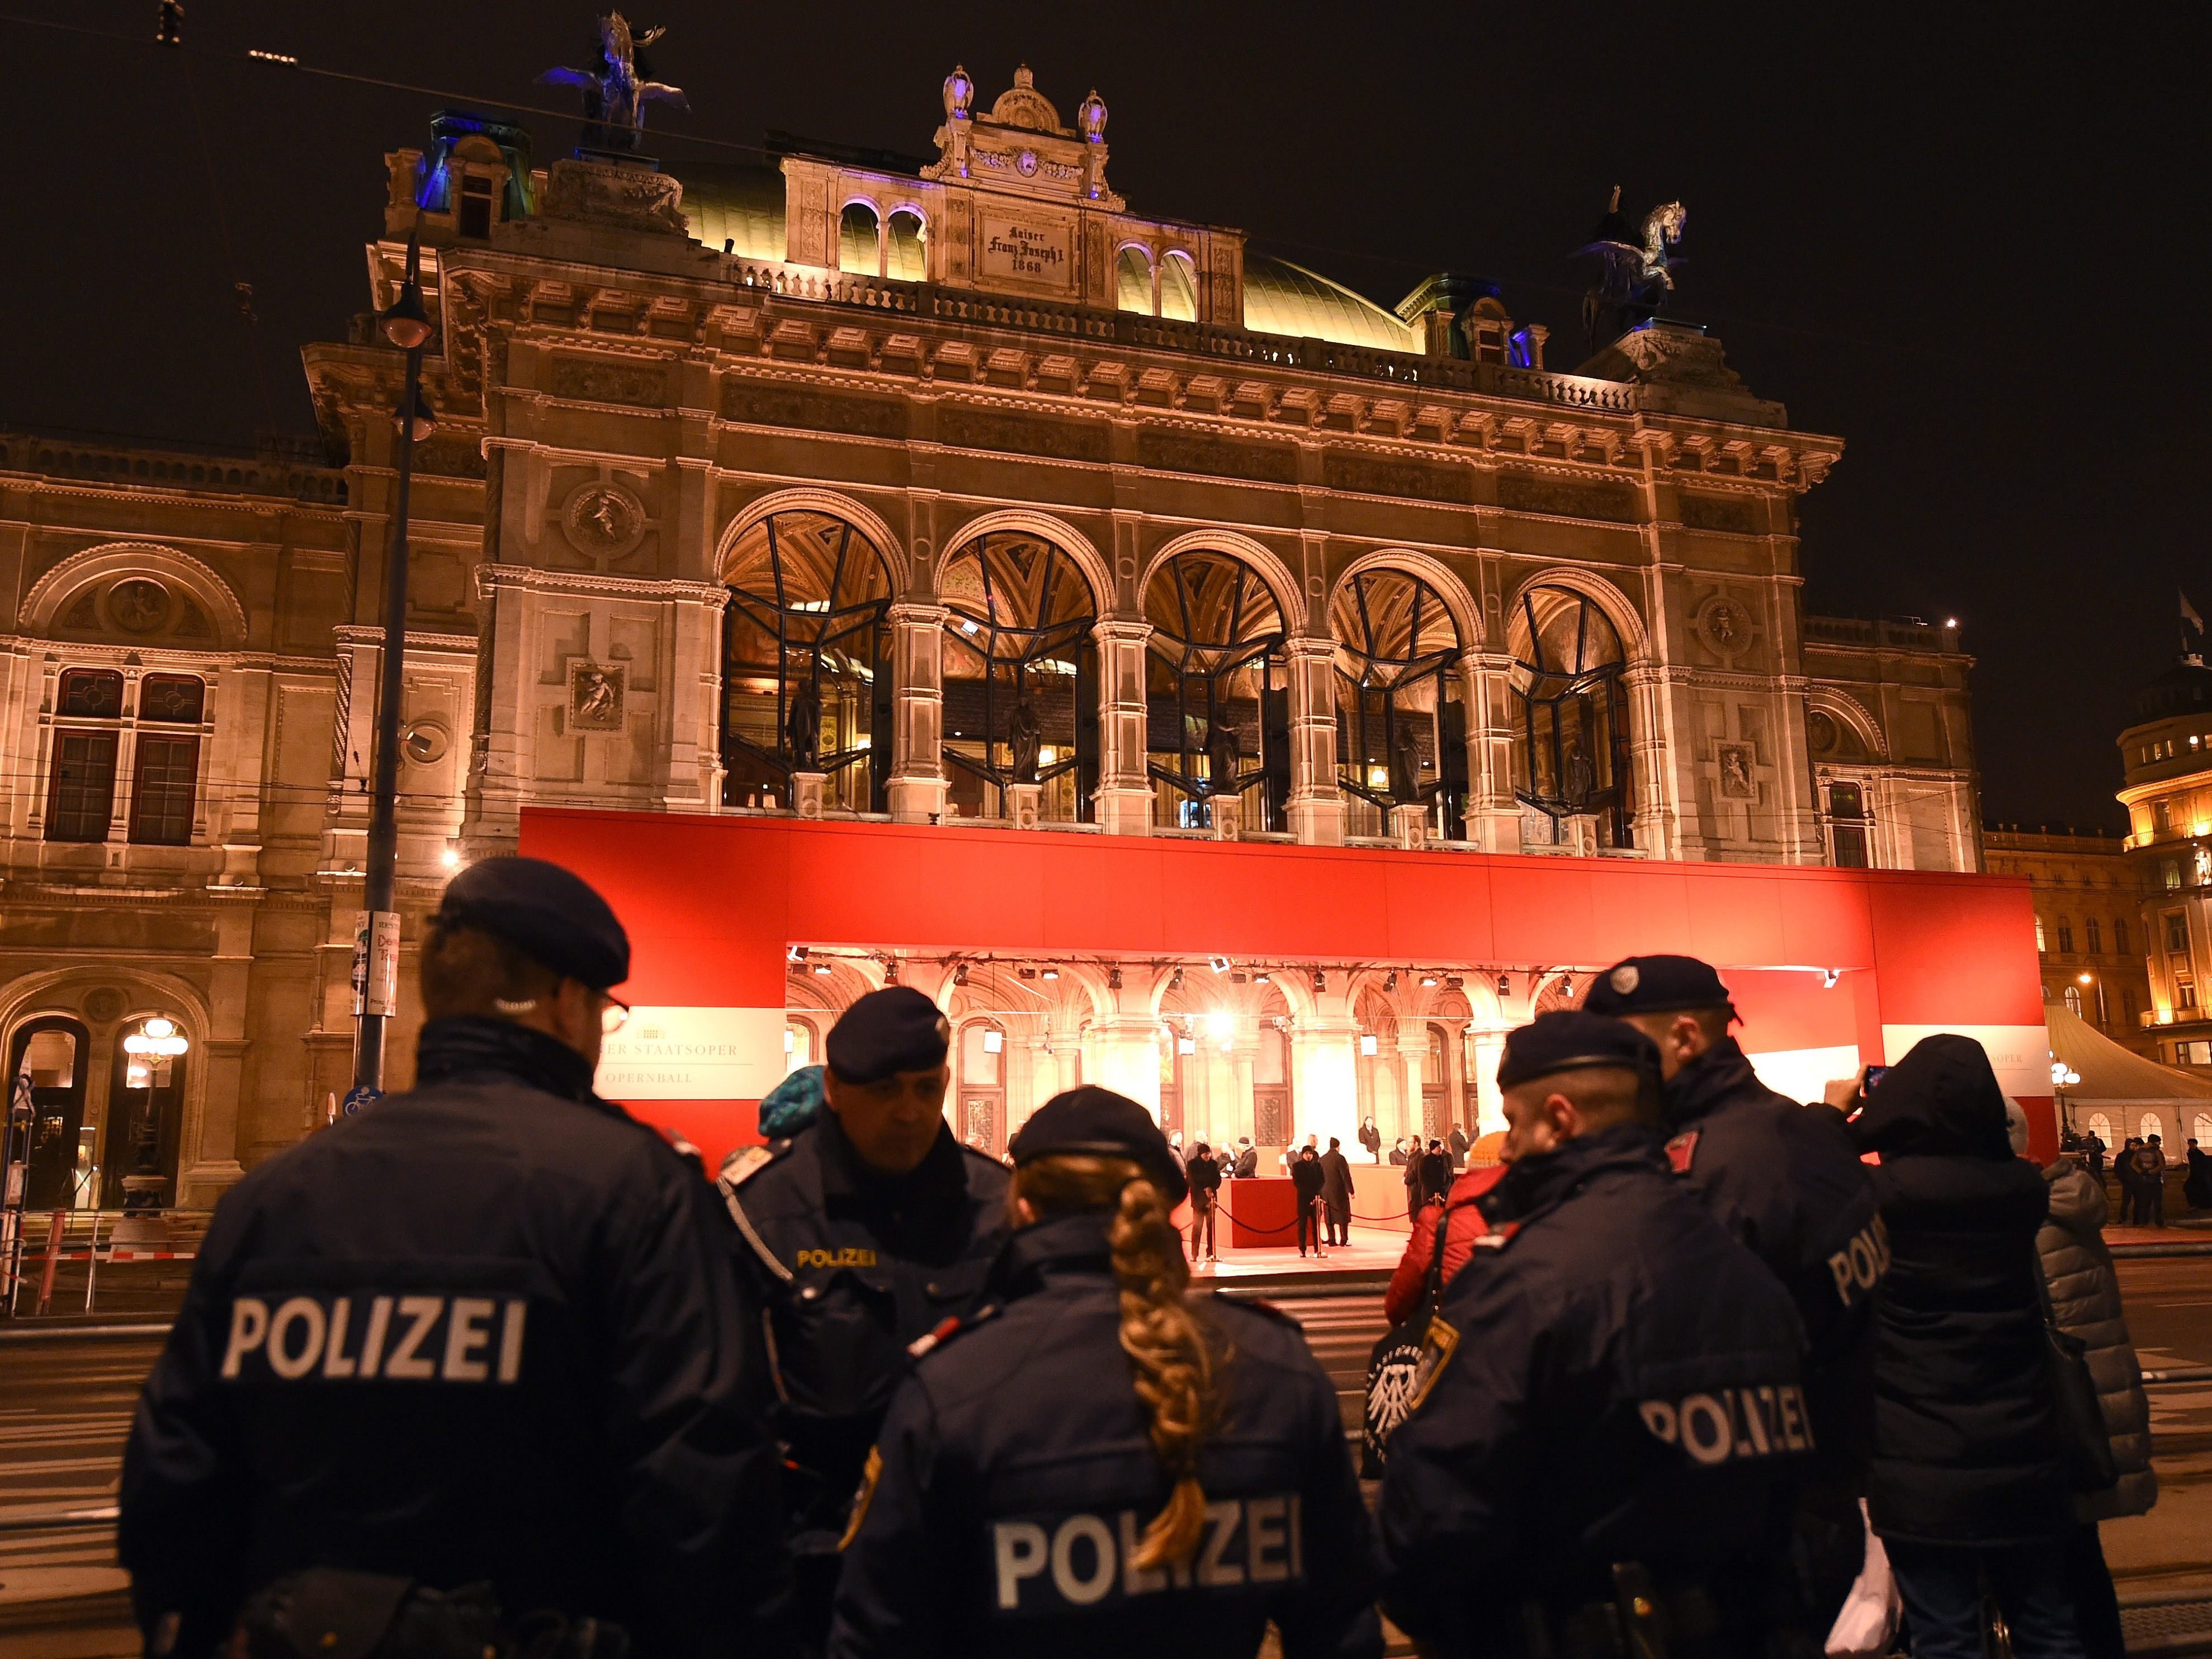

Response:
(539, 13), (689, 153)
(943, 65), (975, 121)
(1576, 186), (1688, 349)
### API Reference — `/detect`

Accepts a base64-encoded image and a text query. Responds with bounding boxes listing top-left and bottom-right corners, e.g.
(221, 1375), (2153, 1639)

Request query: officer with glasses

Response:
(119, 856), (792, 1659)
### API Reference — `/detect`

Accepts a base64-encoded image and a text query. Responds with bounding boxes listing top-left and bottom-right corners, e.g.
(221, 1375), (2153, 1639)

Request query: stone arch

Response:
(23, 542), (249, 650)
(1807, 687), (1889, 763)
(717, 488), (911, 595)
(1140, 530), (1309, 637)
(1502, 565), (1649, 664)
(1329, 549), (1481, 650)
(936, 508), (1114, 617)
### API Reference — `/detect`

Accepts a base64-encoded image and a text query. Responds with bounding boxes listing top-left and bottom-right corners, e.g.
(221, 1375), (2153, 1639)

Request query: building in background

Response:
(1982, 826), (2150, 1055)
(2117, 655), (2212, 1068)
(1, 68), (1991, 1200)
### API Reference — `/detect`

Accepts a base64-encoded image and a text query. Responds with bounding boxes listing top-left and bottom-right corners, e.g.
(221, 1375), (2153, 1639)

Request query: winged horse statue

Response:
(540, 13), (688, 151)
(1576, 187), (1688, 348)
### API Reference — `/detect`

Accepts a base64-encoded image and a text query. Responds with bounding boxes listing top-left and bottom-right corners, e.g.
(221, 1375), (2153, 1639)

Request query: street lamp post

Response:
(352, 235), (437, 1097)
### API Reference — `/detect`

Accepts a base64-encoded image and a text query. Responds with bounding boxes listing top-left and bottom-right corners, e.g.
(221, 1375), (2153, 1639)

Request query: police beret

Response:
(1580, 954), (1733, 1017)
(429, 856), (630, 992)
(1496, 1010), (1662, 1090)
(1009, 1085), (1189, 1204)
(825, 987), (951, 1084)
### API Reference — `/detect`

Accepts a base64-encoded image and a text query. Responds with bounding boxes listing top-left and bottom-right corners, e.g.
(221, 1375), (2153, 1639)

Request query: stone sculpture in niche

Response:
(1388, 721), (1424, 806)
(1717, 741), (1757, 800)
(563, 483), (644, 560)
(1008, 695), (1042, 783)
(109, 579), (172, 634)
(785, 671), (822, 769)
(570, 662), (626, 732)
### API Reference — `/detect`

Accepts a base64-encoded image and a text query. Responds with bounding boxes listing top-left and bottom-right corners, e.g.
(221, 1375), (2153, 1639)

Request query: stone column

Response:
(1397, 1032), (1428, 1143)
(1284, 636), (1345, 845)
(1623, 663), (1676, 857)
(886, 602), (948, 823)
(1230, 1033), (1259, 1150)
(1468, 1025), (1508, 1136)
(1007, 1033), (1046, 1138)
(1462, 648), (1523, 853)
(1087, 1014), (1164, 1118)
(1093, 618), (1153, 836)
(1290, 1015), (1361, 1152)
(176, 900), (256, 1207)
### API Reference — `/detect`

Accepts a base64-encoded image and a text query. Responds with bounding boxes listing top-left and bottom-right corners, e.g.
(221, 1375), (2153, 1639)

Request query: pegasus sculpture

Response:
(540, 13), (688, 152)
(1576, 187), (1688, 349)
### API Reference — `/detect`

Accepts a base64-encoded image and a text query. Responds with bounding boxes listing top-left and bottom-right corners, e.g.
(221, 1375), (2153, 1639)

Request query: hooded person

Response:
(1850, 1034), (2086, 1659)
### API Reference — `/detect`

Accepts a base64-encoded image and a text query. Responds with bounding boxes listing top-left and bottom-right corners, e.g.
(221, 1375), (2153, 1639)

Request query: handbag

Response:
(2035, 1251), (2119, 1492)
(1823, 1500), (1900, 1659)
(1363, 1203), (1449, 1476)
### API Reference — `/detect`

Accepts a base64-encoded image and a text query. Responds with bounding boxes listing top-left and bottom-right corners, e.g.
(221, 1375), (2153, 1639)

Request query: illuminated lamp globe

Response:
(380, 284), (433, 351)
(390, 385), (439, 442)
(143, 1017), (176, 1039)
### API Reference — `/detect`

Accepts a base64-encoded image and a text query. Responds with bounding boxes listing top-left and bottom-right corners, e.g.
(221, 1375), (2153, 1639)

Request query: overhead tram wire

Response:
(1, 8), (1961, 374)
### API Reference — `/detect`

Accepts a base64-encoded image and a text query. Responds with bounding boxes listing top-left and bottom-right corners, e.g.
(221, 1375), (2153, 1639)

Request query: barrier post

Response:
(83, 1208), (104, 1313)
(34, 1209), (65, 1316)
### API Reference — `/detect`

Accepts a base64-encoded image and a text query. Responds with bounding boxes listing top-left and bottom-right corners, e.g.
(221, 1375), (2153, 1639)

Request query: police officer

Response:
(830, 1086), (1383, 1659)
(1584, 954), (1883, 1623)
(116, 856), (792, 1659)
(1381, 1012), (1809, 1658)
(721, 985), (1012, 1648)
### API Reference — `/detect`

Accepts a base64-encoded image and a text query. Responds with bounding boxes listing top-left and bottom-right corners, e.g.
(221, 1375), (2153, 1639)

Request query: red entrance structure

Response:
(520, 809), (2053, 1170)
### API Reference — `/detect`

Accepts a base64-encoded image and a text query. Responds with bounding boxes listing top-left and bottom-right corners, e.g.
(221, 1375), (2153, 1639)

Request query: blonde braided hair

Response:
(1012, 1154), (1223, 1567)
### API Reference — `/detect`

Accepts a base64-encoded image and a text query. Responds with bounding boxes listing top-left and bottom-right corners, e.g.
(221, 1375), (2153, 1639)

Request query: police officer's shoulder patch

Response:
(1663, 1129), (1700, 1175)
(717, 1142), (780, 1189)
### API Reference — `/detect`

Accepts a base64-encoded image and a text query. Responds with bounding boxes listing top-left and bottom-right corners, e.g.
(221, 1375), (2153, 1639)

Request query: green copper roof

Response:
(670, 165), (1420, 355)
(1242, 256), (1420, 353)
(679, 161), (788, 263)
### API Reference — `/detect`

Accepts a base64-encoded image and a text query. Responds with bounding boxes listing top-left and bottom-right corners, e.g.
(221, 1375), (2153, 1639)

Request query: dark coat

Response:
(117, 1019), (791, 1659)
(2188, 1146), (2212, 1209)
(2039, 1160), (2157, 1521)
(1417, 1150), (1452, 1204)
(1187, 1151), (1222, 1203)
(1381, 1126), (1810, 1649)
(1291, 1155), (1326, 1204)
(829, 1214), (1383, 1659)
(1850, 1035), (2074, 1546)
(1233, 1144), (1259, 1179)
(1319, 1148), (1354, 1206)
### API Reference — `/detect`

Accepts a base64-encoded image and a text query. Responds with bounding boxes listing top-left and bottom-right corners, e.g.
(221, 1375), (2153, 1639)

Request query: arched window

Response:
(1143, 552), (1286, 830)
(940, 532), (1099, 824)
(1509, 585), (1634, 848)
(838, 202), (880, 276)
(1827, 780), (1869, 869)
(2063, 984), (2083, 1016)
(1160, 252), (1198, 322)
(2057, 917), (2076, 954)
(1332, 570), (1468, 840)
(722, 511), (894, 812)
(2194, 1112), (2212, 1143)
(2142, 1111), (2166, 1143)
(8, 1017), (89, 1210)
(2086, 1111), (2111, 1146)
(886, 209), (926, 281)
(1116, 246), (1153, 313)
(131, 673), (205, 847)
(955, 1019), (1006, 1151)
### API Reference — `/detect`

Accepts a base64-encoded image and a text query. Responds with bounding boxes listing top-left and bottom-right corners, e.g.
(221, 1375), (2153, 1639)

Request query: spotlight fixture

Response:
(883, 959), (899, 985)
(812, 962), (833, 976)
(1169, 967), (1184, 990)
(1420, 972), (1439, 988)
(1560, 975), (1574, 999)
(1209, 954), (1232, 974)
(953, 962), (970, 986)
(1445, 975), (1463, 991)
(1108, 967), (1122, 990)
(982, 1028), (1004, 1054)
(1497, 973), (1512, 998)
(1253, 970), (1271, 984)
(1312, 970), (1327, 993)
(1230, 972), (1247, 985)
(1821, 968), (1840, 990)
(787, 944), (809, 965)
(1018, 966), (1038, 980)
(1042, 965), (1060, 980)
(1383, 970), (1397, 991)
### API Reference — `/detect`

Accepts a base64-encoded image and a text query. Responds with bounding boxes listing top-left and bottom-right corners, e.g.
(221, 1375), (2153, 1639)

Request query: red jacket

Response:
(1383, 1162), (1509, 1326)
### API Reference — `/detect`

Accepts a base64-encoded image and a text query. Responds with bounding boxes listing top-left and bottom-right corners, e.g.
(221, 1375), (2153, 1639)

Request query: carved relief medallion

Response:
(1693, 592), (1755, 661)
(569, 662), (627, 732)
(1715, 741), (1757, 800)
(561, 481), (647, 561)
(107, 578), (173, 634)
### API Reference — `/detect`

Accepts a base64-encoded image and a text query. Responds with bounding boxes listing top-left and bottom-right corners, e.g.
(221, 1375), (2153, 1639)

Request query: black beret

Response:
(430, 856), (630, 992)
(1009, 1085), (1189, 1204)
(825, 987), (951, 1084)
(1581, 954), (1733, 1017)
(1497, 1010), (1662, 1090)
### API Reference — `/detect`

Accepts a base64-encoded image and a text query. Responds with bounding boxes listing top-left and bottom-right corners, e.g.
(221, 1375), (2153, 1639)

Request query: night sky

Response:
(7, 4), (2200, 833)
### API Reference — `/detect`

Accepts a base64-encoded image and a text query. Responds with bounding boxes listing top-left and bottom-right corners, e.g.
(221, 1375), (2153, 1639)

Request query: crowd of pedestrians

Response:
(112, 861), (2168, 1659)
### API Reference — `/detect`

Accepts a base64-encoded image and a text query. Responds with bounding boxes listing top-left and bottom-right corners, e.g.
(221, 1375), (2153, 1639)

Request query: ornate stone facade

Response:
(1, 73), (1982, 1197)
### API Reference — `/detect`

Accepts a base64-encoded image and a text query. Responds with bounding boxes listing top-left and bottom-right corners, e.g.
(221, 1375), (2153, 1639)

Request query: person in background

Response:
(1388, 1136), (1411, 1166)
(1417, 1139), (1452, 1212)
(1399, 1140), (1422, 1221)
(1359, 1116), (1382, 1161)
(2112, 1138), (2141, 1225)
(2137, 1135), (2168, 1228)
(1232, 1136), (1258, 1180)
(2036, 1143), (2157, 1659)
(2186, 1137), (2212, 1211)
(1851, 1034), (2086, 1659)
(1320, 1136), (1354, 1247)
(1185, 1140), (1221, 1263)
(829, 1088), (1383, 1658)
(1292, 1145), (1327, 1258)
(2081, 1127), (2106, 1180)
(1447, 1124), (1469, 1170)
(1278, 1132), (1319, 1175)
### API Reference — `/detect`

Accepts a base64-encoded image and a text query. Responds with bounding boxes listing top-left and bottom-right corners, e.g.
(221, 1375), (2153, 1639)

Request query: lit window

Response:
(2063, 985), (2082, 1017)
(2057, 920), (2074, 954)
(2035, 916), (2046, 952)
(45, 668), (126, 843)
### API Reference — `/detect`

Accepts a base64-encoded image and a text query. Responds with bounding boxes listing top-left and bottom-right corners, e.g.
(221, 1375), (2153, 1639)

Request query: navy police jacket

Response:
(1662, 1037), (1884, 1480)
(1380, 1124), (1808, 1653)
(721, 1113), (1010, 1546)
(829, 1212), (1384, 1659)
(116, 1018), (792, 1659)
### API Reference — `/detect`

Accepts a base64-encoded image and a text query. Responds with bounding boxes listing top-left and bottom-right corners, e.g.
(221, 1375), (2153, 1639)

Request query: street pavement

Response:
(2, 1231), (2209, 1657)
